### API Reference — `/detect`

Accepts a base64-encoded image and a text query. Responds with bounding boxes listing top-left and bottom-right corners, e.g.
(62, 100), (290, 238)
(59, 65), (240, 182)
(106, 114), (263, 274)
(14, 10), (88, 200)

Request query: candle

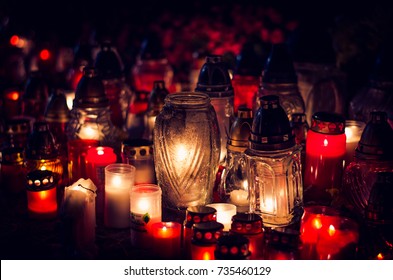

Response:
(86, 146), (117, 222)
(151, 222), (181, 259)
(26, 170), (58, 219)
(104, 163), (136, 228)
(67, 139), (99, 184)
(300, 206), (359, 260)
(344, 120), (365, 167)
(190, 221), (224, 260)
(64, 90), (75, 110)
(62, 178), (97, 257)
(206, 203), (237, 231)
(229, 189), (249, 207)
(130, 184), (162, 248)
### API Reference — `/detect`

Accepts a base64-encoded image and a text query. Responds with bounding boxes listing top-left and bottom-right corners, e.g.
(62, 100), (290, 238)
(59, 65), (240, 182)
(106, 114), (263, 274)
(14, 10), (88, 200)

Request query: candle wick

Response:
(78, 184), (96, 194)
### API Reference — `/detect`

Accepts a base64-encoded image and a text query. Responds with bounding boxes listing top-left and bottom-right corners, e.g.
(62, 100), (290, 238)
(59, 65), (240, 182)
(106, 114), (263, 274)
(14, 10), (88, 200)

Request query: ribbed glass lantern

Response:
(153, 92), (220, 210)
(245, 95), (303, 227)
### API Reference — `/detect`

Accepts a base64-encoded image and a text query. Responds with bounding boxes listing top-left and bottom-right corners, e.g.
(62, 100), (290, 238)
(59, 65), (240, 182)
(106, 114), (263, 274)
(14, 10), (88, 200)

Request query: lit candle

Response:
(344, 120), (365, 167)
(206, 203), (237, 231)
(151, 222), (181, 259)
(26, 170), (58, 219)
(229, 189), (249, 207)
(300, 205), (359, 260)
(130, 184), (162, 248)
(190, 221), (224, 260)
(104, 163), (136, 228)
(62, 178), (97, 257)
(86, 146), (117, 221)
(78, 122), (101, 140)
(64, 90), (75, 110)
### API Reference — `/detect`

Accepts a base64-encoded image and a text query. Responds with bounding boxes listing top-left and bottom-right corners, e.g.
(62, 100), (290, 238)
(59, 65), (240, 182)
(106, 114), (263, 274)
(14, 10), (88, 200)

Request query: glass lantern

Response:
(153, 92), (220, 210)
(245, 95), (303, 227)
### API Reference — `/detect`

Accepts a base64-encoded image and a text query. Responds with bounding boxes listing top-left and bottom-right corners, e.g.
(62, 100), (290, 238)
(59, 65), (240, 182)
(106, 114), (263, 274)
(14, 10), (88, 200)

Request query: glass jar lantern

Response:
(245, 95), (303, 227)
(153, 92), (220, 210)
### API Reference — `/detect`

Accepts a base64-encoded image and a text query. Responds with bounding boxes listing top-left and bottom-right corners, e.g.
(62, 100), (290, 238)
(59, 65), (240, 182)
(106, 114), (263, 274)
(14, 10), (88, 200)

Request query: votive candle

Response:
(206, 203), (237, 231)
(151, 222), (181, 259)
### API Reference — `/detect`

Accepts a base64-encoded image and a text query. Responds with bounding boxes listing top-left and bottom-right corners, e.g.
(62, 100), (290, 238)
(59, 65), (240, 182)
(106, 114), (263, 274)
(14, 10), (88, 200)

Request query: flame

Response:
(323, 139), (328, 147)
(312, 218), (322, 230)
(328, 224), (336, 237)
(40, 49), (51, 60)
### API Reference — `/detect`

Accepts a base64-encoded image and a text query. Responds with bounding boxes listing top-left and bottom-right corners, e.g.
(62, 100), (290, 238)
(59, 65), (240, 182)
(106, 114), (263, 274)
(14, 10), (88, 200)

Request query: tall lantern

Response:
(153, 92), (220, 211)
(245, 95), (303, 227)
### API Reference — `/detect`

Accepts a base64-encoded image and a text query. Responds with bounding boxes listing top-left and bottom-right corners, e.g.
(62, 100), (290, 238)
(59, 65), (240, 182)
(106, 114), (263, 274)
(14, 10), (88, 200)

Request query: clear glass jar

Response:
(153, 92), (220, 210)
(246, 95), (303, 227)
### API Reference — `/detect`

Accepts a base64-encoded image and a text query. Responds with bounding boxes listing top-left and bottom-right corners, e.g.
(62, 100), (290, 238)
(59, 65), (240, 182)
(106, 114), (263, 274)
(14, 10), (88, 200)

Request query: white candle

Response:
(344, 120), (365, 167)
(104, 164), (136, 228)
(130, 184), (162, 248)
(230, 189), (249, 206)
(62, 178), (97, 256)
(206, 203), (236, 231)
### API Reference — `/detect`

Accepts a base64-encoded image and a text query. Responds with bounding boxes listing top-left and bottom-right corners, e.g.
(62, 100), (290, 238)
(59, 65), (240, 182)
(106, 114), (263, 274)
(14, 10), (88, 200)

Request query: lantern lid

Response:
(122, 138), (153, 159)
(94, 41), (123, 80)
(249, 95), (295, 151)
(44, 89), (70, 123)
(26, 170), (56, 191)
(139, 33), (165, 60)
(262, 43), (297, 84)
(185, 206), (217, 228)
(25, 121), (59, 159)
(310, 112), (345, 135)
(5, 117), (32, 135)
(195, 55), (234, 98)
(73, 67), (109, 108)
(234, 39), (267, 77)
(265, 227), (300, 249)
(230, 213), (263, 235)
(355, 111), (393, 160)
(192, 221), (224, 244)
(23, 70), (49, 100)
(215, 235), (250, 260)
(291, 113), (307, 124)
(1, 147), (24, 164)
(147, 80), (169, 115)
(227, 107), (253, 152)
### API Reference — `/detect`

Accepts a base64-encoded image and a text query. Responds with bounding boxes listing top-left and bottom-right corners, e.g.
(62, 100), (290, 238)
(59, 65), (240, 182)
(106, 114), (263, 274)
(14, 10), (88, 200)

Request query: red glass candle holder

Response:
(86, 146), (117, 221)
(190, 221), (224, 260)
(300, 205), (359, 260)
(304, 112), (346, 206)
(151, 222), (182, 259)
(26, 170), (58, 219)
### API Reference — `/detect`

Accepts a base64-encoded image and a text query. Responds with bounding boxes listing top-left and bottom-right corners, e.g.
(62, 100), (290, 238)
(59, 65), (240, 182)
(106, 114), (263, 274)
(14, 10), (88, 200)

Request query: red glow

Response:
(232, 75), (259, 112)
(39, 49), (51, 60)
(191, 244), (216, 260)
(10, 35), (19, 46)
(27, 188), (57, 218)
(305, 130), (346, 157)
(5, 91), (20, 101)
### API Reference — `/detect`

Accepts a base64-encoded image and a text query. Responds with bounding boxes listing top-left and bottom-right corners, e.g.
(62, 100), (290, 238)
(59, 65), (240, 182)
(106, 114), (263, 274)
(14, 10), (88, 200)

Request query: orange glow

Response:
(328, 225), (336, 237)
(27, 188), (57, 218)
(6, 91), (20, 101)
(312, 218), (322, 229)
(10, 35), (19, 46)
(39, 49), (51, 60)
(203, 251), (213, 260)
(377, 253), (384, 260)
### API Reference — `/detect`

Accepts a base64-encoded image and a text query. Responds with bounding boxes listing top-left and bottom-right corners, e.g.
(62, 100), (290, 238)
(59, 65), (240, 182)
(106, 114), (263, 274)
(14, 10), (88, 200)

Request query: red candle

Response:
(232, 75), (259, 113)
(86, 146), (117, 221)
(67, 139), (99, 184)
(300, 206), (359, 260)
(26, 170), (58, 219)
(304, 112), (346, 205)
(151, 222), (181, 259)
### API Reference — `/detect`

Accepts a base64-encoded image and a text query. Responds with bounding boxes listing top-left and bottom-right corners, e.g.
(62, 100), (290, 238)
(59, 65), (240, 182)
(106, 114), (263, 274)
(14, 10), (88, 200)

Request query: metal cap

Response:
(355, 111), (393, 160)
(249, 95), (295, 151)
(44, 89), (70, 123)
(227, 107), (253, 152)
(310, 112), (345, 135)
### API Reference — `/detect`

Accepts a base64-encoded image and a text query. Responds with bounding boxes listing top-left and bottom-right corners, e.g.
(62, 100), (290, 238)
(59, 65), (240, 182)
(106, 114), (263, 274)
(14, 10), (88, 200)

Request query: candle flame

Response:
(312, 218), (322, 229)
(97, 147), (104, 155)
(176, 144), (188, 162)
(203, 252), (212, 260)
(328, 224), (336, 236)
(40, 166), (47, 171)
(162, 226), (167, 232)
(112, 176), (122, 186)
(377, 253), (384, 260)
(323, 139), (328, 147)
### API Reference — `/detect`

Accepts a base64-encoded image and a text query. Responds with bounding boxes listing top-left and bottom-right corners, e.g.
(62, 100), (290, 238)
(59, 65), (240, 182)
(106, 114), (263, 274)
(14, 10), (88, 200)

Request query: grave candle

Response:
(151, 222), (181, 259)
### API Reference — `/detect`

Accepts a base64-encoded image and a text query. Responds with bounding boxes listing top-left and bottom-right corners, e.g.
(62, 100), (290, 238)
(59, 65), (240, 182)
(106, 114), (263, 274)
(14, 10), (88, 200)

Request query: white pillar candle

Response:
(206, 203), (237, 231)
(62, 178), (97, 257)
(104, 164), (136, 228)
(344, 120), (365, 167)
(130, 184), (162, 248)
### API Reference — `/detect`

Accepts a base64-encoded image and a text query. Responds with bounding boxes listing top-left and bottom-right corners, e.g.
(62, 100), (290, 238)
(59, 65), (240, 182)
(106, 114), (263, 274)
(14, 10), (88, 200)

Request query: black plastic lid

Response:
(215, 235), (250, 260)
(230, 213), (263, 235)
(26, 170), (56, 191)
(234, 40), (267, 77)
(94, 41), (123, 79)
(310, 112), (345, 135)
(192, 221), (224, 245)
(249, 95), (295, 151)
(73, 67), (109, 108)
(355, 111), (393, 160)
(185, 206), (217, 228)
(262, 43), (297, 84)
(25, 121), (59, 159)
(195, 55), (234, 98)
(44, 89), (70, 123)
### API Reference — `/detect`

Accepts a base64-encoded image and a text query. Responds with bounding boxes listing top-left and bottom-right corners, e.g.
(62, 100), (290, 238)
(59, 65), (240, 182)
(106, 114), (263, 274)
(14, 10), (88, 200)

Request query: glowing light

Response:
(323, 139), (328, 147)
(40, 166), (47, 171)
(10, 35), (19, 46)
(377, 253), (384, 260)
(39, 49), (51, 61)
(312, 218), (322, 229)
(97, 147), (104, 155)
(137, 199), (150, 212)
(328, 224), (336, 237)
(112, 176), (122, 186)
(176, 144), (188, 162)
(6, 91), (20, 101)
